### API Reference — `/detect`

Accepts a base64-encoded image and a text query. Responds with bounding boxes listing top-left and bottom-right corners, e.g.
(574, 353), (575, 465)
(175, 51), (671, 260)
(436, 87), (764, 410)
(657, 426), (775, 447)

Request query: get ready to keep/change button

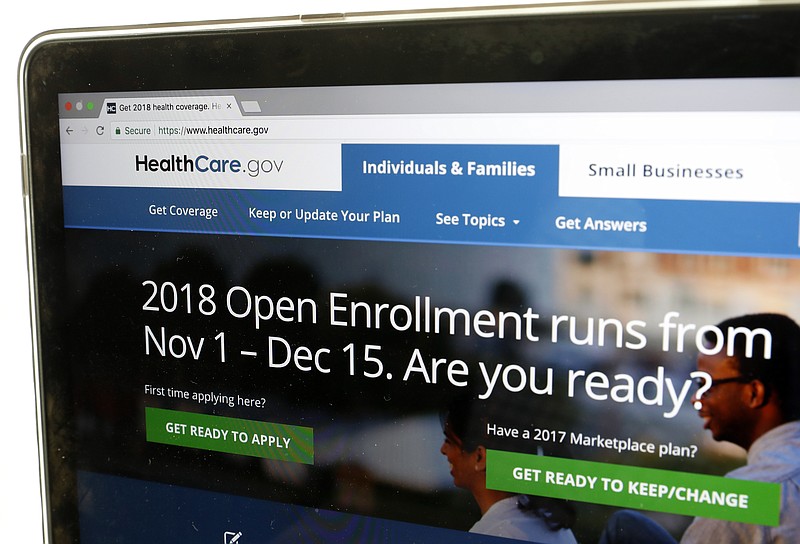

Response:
(486, 449), (780, 526)
(145, 407), (313, 464)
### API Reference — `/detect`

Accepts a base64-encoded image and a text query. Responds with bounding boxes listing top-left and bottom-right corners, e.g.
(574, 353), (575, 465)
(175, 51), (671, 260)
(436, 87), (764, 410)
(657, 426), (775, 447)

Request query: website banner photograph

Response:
(63, 222), (800, 543)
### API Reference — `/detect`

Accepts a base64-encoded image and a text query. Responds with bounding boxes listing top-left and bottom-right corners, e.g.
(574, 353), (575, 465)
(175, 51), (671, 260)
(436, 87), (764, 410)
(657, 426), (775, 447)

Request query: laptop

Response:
(19, 1), (800, 542)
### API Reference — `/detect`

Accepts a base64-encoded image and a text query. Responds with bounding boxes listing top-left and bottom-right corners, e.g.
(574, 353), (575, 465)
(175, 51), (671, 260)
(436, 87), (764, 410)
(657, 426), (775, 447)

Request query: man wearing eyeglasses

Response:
(601, 313), (800, 543)
(680, 312), (800, 543)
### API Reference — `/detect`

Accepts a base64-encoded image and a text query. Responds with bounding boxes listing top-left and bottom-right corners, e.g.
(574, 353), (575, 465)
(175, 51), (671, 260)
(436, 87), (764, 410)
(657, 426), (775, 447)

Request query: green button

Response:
(486, 449), (779, 526)
(145, 407), (313, 464)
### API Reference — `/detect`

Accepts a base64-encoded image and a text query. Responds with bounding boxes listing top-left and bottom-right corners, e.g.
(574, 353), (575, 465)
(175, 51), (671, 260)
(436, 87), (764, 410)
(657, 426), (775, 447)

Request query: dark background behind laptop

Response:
(8, 1), (515, 540)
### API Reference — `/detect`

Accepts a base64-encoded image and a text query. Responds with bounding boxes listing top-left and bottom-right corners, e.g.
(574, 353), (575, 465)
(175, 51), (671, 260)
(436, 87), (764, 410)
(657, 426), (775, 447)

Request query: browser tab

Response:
(240, 100), (262, 113)
(98, 96), (241, 120)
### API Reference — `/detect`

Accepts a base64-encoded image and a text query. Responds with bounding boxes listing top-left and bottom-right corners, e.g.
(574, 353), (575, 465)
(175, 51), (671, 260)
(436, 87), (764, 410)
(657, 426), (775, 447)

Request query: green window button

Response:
(486, 449), (780, 526)
(145, 407), (313, 464)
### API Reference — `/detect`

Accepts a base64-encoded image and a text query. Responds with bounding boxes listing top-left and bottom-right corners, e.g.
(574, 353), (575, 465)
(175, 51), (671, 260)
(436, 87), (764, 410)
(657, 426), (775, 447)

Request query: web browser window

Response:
(57, 79), (800, 543)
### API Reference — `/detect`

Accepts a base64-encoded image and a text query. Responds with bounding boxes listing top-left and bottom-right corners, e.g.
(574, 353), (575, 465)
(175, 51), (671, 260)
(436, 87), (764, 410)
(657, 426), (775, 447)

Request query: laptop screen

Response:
(25, 4), (800, 543)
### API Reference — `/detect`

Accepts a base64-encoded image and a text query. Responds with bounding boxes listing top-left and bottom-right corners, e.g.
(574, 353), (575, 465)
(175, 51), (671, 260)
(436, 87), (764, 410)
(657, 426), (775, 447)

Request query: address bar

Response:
(111, 121), (271, 139)
(107, 111), (800, 143)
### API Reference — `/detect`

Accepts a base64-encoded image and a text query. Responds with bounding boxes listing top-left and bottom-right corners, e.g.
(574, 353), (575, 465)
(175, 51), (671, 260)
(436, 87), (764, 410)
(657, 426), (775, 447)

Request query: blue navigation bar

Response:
(63, 144), (800, 258)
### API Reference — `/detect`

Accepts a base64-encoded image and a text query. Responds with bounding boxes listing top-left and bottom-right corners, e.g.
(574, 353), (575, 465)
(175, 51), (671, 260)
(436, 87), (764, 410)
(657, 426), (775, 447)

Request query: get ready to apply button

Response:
(145, 407), (313, 464)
